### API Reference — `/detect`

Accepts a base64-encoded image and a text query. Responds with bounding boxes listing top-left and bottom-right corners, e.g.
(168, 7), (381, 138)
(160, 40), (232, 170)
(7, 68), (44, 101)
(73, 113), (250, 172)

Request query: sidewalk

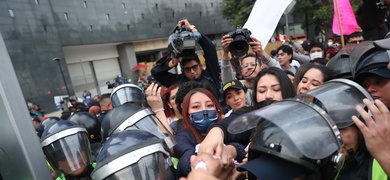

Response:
(45, 110), (62, 118)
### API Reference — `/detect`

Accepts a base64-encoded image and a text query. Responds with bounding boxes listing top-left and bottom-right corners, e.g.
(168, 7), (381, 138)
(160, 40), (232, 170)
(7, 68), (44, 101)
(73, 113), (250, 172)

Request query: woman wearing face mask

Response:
(173, 88), (242, 178)
(295, 64), (334, 95)
(198, 67), (296, 158)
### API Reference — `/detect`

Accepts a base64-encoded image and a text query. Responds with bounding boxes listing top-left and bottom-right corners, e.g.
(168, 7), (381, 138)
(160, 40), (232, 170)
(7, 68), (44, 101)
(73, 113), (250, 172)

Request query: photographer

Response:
(221, 32), (280, 106)
(151, 19), (220, 99)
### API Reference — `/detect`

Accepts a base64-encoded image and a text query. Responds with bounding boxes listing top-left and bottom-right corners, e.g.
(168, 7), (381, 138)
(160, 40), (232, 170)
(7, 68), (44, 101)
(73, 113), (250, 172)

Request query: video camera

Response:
(168, 25), (199, 59)
(228, 28), (252, 57)
(106, 75), (129, 89)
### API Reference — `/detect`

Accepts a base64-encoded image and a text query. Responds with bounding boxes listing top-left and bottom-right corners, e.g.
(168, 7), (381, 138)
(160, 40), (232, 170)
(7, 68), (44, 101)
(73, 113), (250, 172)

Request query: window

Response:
(43, 25), (47, 32)
(121, 3), (126, 9)
(106, 14), (110, 20)
(89, 25), (93, 32)
(185, 3), (187, 8)
(83, 1), (87, 8)
(35, 0), (40, 4)
(127, 24), (130, 31)
(211, 3), (213, 7)
(199, 12), (202, 16)
(172, 11), (175, 18)
(8, 9), (14, 17)
(64, 13), (68, 20)
(159, 22), (161, 28)
(141, 13), (144, 19)
(155, 4), (158, 9)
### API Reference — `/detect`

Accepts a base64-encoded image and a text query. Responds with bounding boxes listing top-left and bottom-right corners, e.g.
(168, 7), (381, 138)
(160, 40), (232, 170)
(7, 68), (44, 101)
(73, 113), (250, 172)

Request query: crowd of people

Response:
(27, 16), (390, 180)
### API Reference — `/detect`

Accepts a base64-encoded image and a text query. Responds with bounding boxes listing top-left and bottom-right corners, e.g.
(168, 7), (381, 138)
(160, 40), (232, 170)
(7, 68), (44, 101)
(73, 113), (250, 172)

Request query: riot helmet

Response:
(349, 39), (390, 81)
(326, 44), (356, 79)
(229, 100), (344, 180)
(68, 112), (101, 143)
(295, 79), (373, 129)
(91, 130), (175, 180)
(101, 103), (175, 149)
(110, 84), (145, 107)
(354, 49), (390, 84)
(40, 121), (92, 177)
(36, 116), (61, 138)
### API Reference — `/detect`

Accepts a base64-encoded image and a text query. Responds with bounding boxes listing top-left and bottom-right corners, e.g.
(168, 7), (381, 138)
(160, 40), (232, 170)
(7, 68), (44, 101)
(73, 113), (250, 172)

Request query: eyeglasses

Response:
(189, 110), (218, 123)
(349, 40), (364, 44)
(332, 43), (341, 47)
(241, 62), (257, 69)
(184, 64), (199, 73)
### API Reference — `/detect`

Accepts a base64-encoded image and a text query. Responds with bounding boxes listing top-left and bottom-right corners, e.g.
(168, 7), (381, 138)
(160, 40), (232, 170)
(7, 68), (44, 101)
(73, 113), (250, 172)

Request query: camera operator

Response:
(151, 19), (220, 99)
(221, 32), (280, 106)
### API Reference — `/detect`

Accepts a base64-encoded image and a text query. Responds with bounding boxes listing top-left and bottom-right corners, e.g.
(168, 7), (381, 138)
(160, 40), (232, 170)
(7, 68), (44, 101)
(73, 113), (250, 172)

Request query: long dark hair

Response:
(295, 64), (334, 88)
(251, 67), (296, 105)
(181, 88), (223, 143)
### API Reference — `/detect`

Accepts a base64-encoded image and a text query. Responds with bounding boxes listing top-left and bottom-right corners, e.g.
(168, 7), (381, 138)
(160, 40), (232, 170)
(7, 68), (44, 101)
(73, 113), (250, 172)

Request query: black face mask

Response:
(253, 100), (277, 110)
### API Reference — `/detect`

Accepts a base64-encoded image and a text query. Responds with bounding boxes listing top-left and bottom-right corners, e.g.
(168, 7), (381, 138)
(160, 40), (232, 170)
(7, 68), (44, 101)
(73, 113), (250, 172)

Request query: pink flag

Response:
(332, 0), (359, 35)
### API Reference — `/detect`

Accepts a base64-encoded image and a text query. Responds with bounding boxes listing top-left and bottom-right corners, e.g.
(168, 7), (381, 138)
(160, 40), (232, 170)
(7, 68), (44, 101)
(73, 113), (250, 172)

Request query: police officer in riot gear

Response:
(36, 116), (61, 138)
(100, 102), (175, 149)
(91, 129), (176, 180)
(68, 112), (102, 161)
(294, 78), (374, 179)
(40, 120), (93, 179)
(110, 84), (146, 108)
(228, 99), (344, 180)
(326, 44), (357, 79)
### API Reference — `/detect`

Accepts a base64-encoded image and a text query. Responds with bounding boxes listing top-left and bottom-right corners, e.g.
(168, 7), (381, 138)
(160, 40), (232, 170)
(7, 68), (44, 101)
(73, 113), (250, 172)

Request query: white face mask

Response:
(327, 42), (333, 46)
(310, 51), (323, 60)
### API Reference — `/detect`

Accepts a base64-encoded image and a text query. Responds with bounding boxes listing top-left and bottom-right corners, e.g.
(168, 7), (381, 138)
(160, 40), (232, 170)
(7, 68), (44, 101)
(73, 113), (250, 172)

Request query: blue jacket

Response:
(173, 128), (197, 178)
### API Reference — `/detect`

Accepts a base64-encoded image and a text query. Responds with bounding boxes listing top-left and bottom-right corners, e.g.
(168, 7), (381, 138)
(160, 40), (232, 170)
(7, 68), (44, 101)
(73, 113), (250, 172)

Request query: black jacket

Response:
(151, 33), (220, 98)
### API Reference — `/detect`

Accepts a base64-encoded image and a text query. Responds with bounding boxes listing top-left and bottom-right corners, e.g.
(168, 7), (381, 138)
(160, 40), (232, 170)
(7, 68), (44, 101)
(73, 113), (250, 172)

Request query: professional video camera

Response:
(106, 75), (129, 89)
(228, 28), (252, 57)
(168, 25), (200, 59)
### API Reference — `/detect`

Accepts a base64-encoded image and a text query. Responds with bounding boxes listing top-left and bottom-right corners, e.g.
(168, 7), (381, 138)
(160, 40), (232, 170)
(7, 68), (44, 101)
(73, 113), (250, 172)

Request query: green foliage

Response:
(294, 0), (361, 30)
(221, 0), (362, 35)
(221, 0), (254, 27)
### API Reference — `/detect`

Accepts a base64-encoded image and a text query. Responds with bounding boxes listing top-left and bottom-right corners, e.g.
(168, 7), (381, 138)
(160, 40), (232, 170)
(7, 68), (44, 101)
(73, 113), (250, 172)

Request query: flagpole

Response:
(334, 0), (345, 47)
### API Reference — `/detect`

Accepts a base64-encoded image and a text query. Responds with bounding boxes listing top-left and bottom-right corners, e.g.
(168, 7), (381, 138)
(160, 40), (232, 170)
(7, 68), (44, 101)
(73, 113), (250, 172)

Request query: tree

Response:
(293, 0), (361, 40)
(221, 0), (361, 41)
(221, 0), (254, 27)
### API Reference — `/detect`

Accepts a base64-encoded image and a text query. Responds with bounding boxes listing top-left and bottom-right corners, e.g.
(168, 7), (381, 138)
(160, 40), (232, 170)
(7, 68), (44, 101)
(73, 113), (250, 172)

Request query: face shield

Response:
(92, 130), (175, 180)
(109, 108), (176, 149)
(111, 84), (145, 107)
(295, 79), (373, 129)
(41, 127), (92, 176)
(228, 100), (343, 160)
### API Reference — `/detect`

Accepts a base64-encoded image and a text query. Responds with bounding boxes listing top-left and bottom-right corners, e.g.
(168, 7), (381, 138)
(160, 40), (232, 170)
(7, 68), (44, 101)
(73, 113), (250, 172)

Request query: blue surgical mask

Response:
(189, 110), (218, 133)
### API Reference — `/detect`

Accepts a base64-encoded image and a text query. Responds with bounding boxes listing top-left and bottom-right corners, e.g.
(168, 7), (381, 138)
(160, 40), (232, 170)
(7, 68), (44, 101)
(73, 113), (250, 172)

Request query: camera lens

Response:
(229, 38), (249, 57)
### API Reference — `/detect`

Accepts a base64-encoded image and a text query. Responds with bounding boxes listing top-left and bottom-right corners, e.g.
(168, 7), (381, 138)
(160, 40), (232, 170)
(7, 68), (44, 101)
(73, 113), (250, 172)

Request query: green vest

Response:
(55, 162), (96, 180)
(372, 158), (388, 180)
